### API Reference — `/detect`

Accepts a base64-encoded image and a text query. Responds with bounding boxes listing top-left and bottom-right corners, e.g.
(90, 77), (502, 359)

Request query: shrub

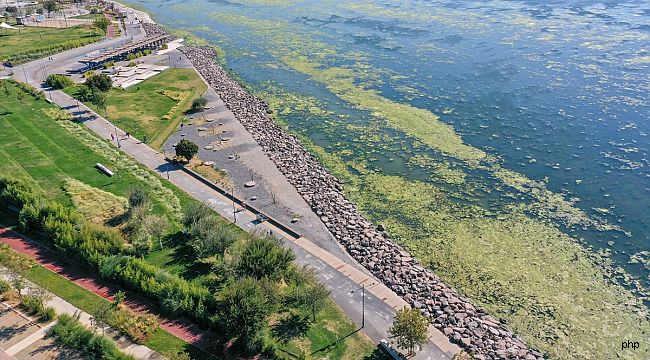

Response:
(19, 295), (55, 321)
(46, 74), (73, 89)
(0, 279), (11, 295)
(48, 313), (135, 360)
(161, 43), (169, 50)
(107, 306), (159, 344)
(0, 243), (36, 272)
(100, 255), (216, 326)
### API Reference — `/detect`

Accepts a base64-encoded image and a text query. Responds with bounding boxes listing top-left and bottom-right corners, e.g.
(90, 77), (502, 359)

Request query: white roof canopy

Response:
(0, 22), (19, 30)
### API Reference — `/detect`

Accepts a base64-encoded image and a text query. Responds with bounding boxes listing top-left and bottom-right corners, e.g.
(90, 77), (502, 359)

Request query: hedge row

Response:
(1, 176), (219, 328)
(3, 36), (102, 66)
(49, 313), (135, 360)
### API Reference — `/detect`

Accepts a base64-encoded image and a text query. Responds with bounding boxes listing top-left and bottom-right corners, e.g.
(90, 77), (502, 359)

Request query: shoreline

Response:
(180, 44), (542, 360)
(108, 1), (544, 358)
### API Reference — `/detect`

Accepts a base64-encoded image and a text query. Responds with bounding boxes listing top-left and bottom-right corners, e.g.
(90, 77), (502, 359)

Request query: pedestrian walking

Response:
(111, 133), (115, 141)
(143, 135), (147, 143)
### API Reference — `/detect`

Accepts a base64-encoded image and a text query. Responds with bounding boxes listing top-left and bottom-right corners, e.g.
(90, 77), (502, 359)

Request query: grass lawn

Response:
(0, 80), (381, 360)
(0, 25), (103, 65)
(65, 68), (208, 149)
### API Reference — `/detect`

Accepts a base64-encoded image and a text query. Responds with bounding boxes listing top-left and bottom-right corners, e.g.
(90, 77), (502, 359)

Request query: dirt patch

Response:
(63, 178), (128, 224)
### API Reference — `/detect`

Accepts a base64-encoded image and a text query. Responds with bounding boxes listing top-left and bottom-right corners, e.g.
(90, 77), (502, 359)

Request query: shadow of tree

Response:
(166, 230), (213, 279)
(363, 347), (393, 360)
(0, 323), (31, 339)
(272, 312), (311, 344)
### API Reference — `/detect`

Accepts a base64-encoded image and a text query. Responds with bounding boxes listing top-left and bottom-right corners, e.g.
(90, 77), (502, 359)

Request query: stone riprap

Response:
(180, 44), (544, 360)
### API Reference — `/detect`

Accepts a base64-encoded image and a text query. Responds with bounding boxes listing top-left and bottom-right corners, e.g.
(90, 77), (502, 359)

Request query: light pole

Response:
(350, 282), (375, 329)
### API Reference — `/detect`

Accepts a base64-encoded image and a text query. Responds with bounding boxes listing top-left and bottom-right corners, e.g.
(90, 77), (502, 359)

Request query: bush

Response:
(49, 313), (135, 360)
(0, 279), (11, 295)
(46, 74), (73, 90)
(0, 243), (36, 272)
(20, 295), (56, 321)
(107, 306), (159, 344)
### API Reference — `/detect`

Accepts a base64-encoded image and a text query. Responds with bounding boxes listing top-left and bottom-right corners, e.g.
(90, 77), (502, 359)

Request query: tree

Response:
(89, 88), (107, 116)
(93, 302), (114, 335)
(5, 6), (18, 16)
(190, 218), (237, 258)
(290, 267), (330, 322)
(190, 96), (207, 112)
(43, 0), (59, 17)
(175, 139), (198, 162)
(93, 16), (110, 34)
(236, 236), (295, 281)
(388, 307), (429, 356)
(128, 187), (151, 210)
(183, 202), (212, 230)
(85, 73), (112, 92)
(217, 277), (271, 348)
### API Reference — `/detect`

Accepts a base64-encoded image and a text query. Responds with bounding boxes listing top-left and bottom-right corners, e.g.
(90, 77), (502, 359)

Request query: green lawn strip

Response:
(65, 68), (207, 150)
(0, 25), (103, 65)
(23, 266), (215, 359)
(277, 302), (381, 360)
(71, 13), (103, 20)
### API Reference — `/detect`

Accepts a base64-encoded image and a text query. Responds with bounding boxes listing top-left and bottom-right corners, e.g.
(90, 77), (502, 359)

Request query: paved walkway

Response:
(0, 268), (163, 360)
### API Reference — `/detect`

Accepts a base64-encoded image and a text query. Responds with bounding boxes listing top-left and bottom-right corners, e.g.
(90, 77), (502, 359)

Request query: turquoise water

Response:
(128, 0), (650, 296)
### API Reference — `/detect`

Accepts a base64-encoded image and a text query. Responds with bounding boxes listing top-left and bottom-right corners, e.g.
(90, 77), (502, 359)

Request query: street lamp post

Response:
(350, 282), (375, 329)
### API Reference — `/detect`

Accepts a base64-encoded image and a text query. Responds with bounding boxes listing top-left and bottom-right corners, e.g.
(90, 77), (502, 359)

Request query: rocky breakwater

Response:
(180, 45), (544, 360)
(142, 23), (176, 40)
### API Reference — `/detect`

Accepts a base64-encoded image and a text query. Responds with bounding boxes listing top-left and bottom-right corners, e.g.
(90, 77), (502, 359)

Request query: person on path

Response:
(111, 133), (115, 141)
